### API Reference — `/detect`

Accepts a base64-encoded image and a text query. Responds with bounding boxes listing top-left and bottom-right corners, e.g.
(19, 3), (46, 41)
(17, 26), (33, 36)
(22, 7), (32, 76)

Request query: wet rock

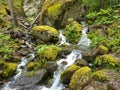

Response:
(61, 64), (80, 84)
(31, 25), (58, 44)
(9, 69), (47, 89)
(61, 61), (68, 65)
(82, 52), (93, 63)
(74, 59), (89, 67)
(69, 66), (92, 90)
(45, 61), (58, 74)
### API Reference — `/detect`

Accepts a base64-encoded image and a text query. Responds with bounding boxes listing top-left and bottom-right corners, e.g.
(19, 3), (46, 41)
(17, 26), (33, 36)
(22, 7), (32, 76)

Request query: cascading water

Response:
(39, 26), (91, 90)
(58, 31), (70, 46)
(2, 53), (35, 90)
(2, 25), (91, 90)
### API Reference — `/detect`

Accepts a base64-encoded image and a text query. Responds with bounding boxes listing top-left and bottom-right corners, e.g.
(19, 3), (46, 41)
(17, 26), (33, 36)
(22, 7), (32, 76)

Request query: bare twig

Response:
(31, 12), (41, 27)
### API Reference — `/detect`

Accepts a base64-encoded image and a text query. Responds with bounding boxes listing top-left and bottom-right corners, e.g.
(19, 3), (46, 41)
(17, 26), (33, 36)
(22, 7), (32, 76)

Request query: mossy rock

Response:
(39, 0), (82, 28)
(31, 25), (58, 43)
(94, 54), (120, 69)
(64, 21), (82, 44)
(74, 59), (89, 67)
(92, 45), (109, 56)
(27, 62), (40, 71)
(92, 69), (120, 89)
(97, 45), (109, 55)
(47, 3), (62, 20)
(60, 64), (80, 84)
(37, 45), (62, 61)
(3, 63), (18, 78)
(92, 69), (109, 82)
(69, 66), (92, 90)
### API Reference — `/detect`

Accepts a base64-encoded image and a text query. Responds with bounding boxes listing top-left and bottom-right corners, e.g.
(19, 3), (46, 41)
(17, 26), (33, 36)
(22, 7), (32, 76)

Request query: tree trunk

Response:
(100, 0), (105, 9)
(8, 0), (18, 26)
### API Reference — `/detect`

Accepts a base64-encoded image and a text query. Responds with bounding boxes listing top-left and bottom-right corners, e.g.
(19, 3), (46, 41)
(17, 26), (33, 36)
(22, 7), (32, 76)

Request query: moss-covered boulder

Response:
(91, 45), (109, 56)
(92, 69), (109, 82)
(9, 69), (47, 89)
(94, 54), (120, 69)
(69, 66), (92, 90)
(97, 45), (109, 54)
(60, 64), (80, 84)
(64, 21), (82, 44)
(92, 69), (120, 90)
(47, 3), (62, 20)
(37, 45), (62, 61)
(38, 0), (82, 28)
(3, 63), (18, 78)
(31, 25), (58, 43)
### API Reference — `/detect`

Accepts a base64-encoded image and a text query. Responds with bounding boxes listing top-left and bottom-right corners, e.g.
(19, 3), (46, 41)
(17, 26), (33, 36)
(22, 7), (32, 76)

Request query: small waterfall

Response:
(39, 26), (90, 90)
(2, 53), (35, 90)
(58, 31), (70, 46)
(77, 27), (91, 47)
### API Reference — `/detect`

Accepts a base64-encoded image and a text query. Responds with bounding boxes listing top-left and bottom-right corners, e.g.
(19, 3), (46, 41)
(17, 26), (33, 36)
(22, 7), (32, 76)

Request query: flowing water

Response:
(39, 26), (91, 90)
(2, 53), (35, 90)
(58, 30), (70, 46)
(2, 26), (91, 90)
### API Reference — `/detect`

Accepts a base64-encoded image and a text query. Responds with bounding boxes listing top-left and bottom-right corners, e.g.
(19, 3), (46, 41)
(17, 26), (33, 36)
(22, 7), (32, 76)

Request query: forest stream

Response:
(0, 0), (120, 90)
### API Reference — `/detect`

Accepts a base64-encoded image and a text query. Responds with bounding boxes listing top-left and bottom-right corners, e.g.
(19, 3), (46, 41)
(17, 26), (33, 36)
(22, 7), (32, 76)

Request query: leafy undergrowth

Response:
(87, 8), (120, 52)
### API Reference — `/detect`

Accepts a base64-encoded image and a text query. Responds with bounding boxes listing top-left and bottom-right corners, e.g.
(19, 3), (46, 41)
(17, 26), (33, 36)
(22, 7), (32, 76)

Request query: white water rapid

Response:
(2, 53), (35, 90)
(39, 26), (91, 90)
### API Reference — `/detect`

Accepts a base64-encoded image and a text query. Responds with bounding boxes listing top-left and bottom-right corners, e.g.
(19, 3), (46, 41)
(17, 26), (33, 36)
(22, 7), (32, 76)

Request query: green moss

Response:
(32, 25), (58, 36)
(92, 69), (109, 82)
(37, 45), (62, 61)
(26, 71), (35, 77)
(60, 64), (80, 84)
(69, 66), (91, 89)
(47, 4), (62, 19)
(0, 4), (8, 15)
(94, 54), (119, 69)
(65, 21), (82, 44)
(98, 45), (109, 54)
(27, 62), (40, 71)
(0, 33), (15, 60)
(3, 63), (18, 78)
